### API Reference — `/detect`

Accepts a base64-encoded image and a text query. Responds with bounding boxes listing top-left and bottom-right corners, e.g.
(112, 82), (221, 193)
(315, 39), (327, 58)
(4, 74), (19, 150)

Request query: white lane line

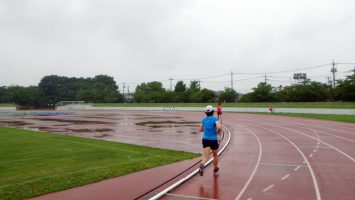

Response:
(309, 154), (314, 158)
(303, 160), (306, 164)
(316, 129), (355, 143)
(262, 184), (274, 192)
(294, 166), (301, 171)
(281, 174), (290, 181)
(246, 198), (253, 200)
(269, 124), (355, 163)
(260, 162), (306, 167)
(313, 149), (318, 153)
(235, 127), (263, 200)
(167, 193), (217, 200)
(254, 125), (322, 200)
(148, 126), (232, 200)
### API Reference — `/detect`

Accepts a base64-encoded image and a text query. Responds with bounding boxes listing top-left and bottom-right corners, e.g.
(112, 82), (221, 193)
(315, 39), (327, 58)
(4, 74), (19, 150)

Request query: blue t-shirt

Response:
(202, 116), (219, 140)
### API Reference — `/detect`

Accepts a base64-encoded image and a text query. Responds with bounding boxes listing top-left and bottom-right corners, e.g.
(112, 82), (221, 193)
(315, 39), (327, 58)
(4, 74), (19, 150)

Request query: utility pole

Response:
(127, 86), (130, 102)
(327, 76), (332, 86)
(230, 71), (234, 90)
(331, 60), (337, 89)
(352, 66), (355, 75)
(122, 82), (126, 103)
(198, 80), (201, 89)
(264, 74), (267, 84)
(122, 82), (126, 94)
(169, 78), (173, 91)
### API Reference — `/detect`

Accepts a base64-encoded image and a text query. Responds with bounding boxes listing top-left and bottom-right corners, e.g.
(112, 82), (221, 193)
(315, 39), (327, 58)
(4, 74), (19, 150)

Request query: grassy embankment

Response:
(0, 127), (199, 200)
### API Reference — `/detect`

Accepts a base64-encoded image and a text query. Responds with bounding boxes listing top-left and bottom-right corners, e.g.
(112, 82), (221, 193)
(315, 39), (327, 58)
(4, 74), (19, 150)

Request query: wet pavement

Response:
(0, 110), (202, 153)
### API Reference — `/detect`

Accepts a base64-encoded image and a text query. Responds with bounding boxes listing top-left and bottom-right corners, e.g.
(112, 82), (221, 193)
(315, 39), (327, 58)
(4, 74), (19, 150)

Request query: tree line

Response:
(0, 75), (123, 108)
(0, 74), (354, 108)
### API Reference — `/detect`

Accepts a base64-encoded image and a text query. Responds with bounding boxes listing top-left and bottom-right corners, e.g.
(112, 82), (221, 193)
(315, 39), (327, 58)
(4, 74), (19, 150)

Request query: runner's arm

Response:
(199, 124), (204, 133)
(216, 121), (222, 135)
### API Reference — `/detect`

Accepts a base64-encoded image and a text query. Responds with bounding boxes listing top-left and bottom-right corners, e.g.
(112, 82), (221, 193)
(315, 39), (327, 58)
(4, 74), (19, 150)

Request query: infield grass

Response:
(0, 127), (199, 200)
(0, 103), (15, 107)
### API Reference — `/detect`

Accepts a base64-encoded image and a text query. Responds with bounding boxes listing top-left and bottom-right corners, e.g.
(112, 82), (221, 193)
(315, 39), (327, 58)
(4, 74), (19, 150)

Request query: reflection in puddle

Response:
(94, 133), (111, 138)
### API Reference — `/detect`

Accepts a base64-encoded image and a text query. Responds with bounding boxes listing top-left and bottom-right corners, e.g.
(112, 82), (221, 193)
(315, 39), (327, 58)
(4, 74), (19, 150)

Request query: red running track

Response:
(28, 112), (354, 200)
(157, 112), (355, 200)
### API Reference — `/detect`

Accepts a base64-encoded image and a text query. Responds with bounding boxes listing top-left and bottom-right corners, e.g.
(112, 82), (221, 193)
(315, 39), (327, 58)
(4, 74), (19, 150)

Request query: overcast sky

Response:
(1, 0), (354, 93)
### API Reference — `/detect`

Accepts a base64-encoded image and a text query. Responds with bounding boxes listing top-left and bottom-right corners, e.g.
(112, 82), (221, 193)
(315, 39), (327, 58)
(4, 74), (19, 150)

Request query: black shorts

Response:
(202, 139), (219, 150)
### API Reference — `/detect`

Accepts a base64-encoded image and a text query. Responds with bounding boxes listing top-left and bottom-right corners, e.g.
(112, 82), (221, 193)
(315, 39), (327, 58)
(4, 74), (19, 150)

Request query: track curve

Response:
(157, 112), (355, 200)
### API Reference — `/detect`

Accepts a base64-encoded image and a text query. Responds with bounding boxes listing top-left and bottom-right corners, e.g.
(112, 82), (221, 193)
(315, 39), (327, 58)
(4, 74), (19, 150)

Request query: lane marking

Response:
(316, 129), (355, 143)
(167, 193), (217, 200)
(250, 124), (322, 200)
(260, 162), (306, 167)
(281, 174), (290, 181)
(313, 149), (318, 153)
(246, 198), (253, 200)
(234, 127), (263, 200)
(148, 126), (232, 200)
(262, 184), (274, 192)
(309, 154), (314, 158)
(277, 125), (355, 163)
(293, 166), (301, 171)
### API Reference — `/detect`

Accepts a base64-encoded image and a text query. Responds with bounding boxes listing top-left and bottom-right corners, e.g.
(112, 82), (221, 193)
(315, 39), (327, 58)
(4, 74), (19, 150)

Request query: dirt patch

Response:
(66, 128), (93, 133)
(95, 128), (113, 132)
(37, 118), (113, 125)
(0, 121), (32, 126)
(94, 133), (111, 138)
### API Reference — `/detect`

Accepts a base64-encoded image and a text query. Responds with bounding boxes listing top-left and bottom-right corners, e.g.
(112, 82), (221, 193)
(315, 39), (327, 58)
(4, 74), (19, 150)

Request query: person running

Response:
(198, 105), (222, 176)
(217, 102), (223, 122)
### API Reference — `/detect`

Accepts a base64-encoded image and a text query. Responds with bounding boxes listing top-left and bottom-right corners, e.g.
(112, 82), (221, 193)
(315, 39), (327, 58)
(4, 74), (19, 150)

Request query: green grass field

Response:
(0, 103), (15, 107)
(92, 102), (355, 109)
(0, 127), (199, 200)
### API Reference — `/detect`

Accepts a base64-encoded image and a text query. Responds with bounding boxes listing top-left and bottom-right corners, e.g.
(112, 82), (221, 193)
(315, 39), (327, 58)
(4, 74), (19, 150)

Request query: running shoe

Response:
(213, 167), (219, 175)
(199, 164), (204, 176)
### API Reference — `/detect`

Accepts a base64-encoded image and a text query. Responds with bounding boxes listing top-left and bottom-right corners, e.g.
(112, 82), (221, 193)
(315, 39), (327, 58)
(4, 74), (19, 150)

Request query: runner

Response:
(198, 105), (222, 176)
(217, 102), (223, 122)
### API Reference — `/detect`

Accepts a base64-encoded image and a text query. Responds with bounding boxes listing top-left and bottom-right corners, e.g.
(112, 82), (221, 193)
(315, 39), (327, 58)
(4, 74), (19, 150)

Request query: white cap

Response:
(205, 105), (214, 112)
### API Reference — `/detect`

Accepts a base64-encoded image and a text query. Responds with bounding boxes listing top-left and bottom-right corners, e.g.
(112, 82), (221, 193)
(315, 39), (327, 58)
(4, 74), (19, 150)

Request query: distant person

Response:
(198, 105), (222, 176)
(268, 105), (273, 113)
(217, 102), (223, 122)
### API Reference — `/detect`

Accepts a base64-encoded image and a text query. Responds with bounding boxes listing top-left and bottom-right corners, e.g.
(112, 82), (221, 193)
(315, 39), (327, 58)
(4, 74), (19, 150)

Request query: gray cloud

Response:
(0, 0), (354, 93)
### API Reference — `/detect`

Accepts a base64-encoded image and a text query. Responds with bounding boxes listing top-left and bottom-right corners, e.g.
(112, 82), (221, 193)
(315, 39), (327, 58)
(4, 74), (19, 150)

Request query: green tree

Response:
(334, 74), (355, 101)
(133, 82), (167, 103)
(200, 88), (216, 103)
(187, 80), (201, 102)
(174, 81), (188, 103)
(219, 87), (238, 102)
(283, 81), (328, 102)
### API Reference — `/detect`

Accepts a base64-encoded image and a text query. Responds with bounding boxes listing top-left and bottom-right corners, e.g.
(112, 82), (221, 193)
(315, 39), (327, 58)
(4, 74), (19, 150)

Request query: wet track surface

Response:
(0, 111), (201, 153)
(1, 110), (354, 200)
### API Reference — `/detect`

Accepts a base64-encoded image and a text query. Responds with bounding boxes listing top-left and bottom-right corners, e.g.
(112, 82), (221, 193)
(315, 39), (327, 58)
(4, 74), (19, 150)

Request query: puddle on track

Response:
(0, 111), (202, 152)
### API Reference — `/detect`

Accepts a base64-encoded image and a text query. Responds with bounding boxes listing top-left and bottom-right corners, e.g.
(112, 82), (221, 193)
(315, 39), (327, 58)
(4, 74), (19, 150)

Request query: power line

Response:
(235, 63), (330, 75)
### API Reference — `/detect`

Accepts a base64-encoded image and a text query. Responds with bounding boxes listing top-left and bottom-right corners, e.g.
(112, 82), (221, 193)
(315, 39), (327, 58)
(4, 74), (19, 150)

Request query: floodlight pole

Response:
(331, 60), (337, 89)
(169, 78), (173, 91)
(230, 71), (234, 90)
